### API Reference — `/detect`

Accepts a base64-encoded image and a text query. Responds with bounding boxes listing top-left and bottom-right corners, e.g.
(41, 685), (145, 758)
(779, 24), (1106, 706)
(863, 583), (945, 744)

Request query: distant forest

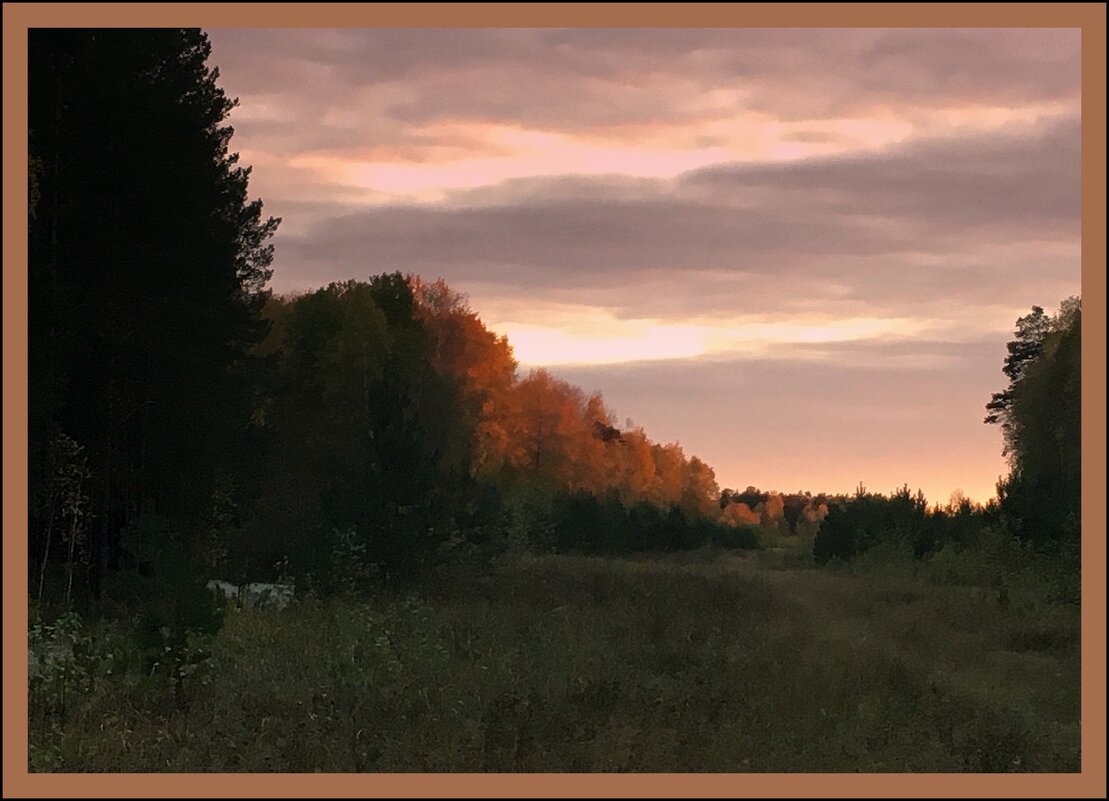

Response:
(29, 27), (1080, 648)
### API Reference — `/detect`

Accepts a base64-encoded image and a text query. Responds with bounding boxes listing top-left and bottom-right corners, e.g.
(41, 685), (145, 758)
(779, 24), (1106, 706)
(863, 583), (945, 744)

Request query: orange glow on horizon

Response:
(489, 309), (937, 367)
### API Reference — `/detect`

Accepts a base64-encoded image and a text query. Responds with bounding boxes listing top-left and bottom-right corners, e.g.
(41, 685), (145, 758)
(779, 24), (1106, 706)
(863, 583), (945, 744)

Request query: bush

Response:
(710, 525), (760, 550)
(104, 515), (224, 709)
(28, 607), (92, 719)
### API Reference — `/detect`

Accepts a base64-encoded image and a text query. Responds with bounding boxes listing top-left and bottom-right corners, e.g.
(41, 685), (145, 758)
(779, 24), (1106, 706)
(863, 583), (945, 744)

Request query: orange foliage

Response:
(409, 274), (726, 521)
(650, 442), (687, 508)
(723, 502), (761, 527)
(764, 493), (785, 520)
(680, 456), (720, 520)
(761, 492), (785, 531)
(410, 276), (519, 479)
(804, 503), (829, 523)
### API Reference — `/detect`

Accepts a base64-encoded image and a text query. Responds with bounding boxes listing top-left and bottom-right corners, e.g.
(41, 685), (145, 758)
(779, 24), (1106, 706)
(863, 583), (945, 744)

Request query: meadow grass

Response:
(28, 545), (1080, 772)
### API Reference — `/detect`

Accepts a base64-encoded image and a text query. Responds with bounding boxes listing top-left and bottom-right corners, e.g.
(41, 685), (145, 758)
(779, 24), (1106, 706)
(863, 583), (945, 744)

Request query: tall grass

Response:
(29, 549), (1079, 772)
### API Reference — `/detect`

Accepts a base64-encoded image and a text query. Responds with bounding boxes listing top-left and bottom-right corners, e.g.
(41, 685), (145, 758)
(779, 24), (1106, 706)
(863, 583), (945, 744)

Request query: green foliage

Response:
(32, 433), (91, 605)
(924, 526), (1079, 608)
(251, 277), (474, 584)
(499, 486), (557, 554)
(326, 525), (380, 595)
(710, 525), (760, 550)
(984, 305), (1054, 435)
(545, 491), (759, 555)
(104, 515), (223, 709)
(813, 485), (930, 564)
(985, 298), (1081, 551)
(28, 608), (92, 718)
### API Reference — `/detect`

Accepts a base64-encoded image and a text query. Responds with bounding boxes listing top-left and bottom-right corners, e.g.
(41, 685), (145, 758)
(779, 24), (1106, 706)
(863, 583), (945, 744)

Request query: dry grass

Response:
(29, 545), (1080, 772)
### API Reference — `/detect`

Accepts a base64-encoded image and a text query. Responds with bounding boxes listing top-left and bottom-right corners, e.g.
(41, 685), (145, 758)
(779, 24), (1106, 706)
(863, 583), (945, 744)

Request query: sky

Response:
(206, 28), (1081, 505)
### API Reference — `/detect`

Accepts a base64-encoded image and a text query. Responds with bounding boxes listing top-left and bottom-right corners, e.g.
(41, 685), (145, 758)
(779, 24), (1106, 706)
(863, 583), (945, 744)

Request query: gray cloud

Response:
(209, 28), (1080, 153)
(207, 28), (1081, 323)
(268, 115), (1079, 321)
(679, 115), (1079, 228)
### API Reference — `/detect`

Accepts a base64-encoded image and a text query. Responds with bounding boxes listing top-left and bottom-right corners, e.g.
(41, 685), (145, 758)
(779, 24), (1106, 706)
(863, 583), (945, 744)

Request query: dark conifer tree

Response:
(988, 299), (1081, 550)
(29, 29), (279, 596)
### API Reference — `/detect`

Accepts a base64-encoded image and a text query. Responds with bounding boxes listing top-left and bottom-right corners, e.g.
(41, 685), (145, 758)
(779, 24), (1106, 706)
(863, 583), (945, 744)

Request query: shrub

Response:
(104, 515), (224, 709)
(710, 525), (760, 550)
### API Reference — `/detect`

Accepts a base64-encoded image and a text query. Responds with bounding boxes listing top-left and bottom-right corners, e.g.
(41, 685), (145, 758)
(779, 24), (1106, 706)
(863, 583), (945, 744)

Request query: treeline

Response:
(719, 487), (829, 537)
(238, 275), (745, 586)
(812, 298), (1081, 576)
(813, 484), (988, 563)
(28, 30), (750, 620)
(34, 269), (752, 599)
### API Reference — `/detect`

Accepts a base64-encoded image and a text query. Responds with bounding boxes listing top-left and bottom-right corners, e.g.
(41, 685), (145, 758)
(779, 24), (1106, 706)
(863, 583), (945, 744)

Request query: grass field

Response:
(28, 543), (1080, 773)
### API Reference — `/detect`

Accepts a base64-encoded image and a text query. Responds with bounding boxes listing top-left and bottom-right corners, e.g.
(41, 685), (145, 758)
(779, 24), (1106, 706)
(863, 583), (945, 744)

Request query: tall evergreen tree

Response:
(29, 29), (279, 596)
(986, 298), (1081, 550)
(984, 304), (1054, 457)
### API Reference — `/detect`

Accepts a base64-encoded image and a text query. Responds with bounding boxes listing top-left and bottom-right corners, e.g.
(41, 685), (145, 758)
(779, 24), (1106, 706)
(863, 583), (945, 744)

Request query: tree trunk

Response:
(64, 471), (84, 608)
(37, 491), (58, 603)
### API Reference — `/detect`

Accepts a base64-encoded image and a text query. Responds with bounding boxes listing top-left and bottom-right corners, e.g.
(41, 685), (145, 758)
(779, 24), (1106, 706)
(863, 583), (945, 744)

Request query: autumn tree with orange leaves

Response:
(237, 273), (756, 582)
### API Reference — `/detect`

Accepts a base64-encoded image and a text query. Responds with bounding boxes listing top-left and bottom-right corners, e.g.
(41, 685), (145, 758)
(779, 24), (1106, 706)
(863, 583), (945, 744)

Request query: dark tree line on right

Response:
(813, 298), (1081, 565)
(985, 299), (1081, 552)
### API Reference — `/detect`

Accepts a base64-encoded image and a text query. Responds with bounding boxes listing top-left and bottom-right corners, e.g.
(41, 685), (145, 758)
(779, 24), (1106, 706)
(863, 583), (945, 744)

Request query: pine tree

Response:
(986, 298), (1081, 549)
(29, 29), (279, 596)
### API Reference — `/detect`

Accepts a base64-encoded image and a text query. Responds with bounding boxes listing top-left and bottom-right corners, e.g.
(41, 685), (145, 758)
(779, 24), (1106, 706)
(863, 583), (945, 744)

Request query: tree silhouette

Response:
(989, 299), (1081, 549)
(29, 29), (279, 596)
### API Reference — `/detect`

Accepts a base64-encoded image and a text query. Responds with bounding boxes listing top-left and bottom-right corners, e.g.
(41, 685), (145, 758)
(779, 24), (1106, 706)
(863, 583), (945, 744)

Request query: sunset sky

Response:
(206, 28), (1081, 504)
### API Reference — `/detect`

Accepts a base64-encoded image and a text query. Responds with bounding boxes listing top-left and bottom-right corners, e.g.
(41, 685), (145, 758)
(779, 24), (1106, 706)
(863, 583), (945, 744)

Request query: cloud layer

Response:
(206, 28), (1081, 501)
